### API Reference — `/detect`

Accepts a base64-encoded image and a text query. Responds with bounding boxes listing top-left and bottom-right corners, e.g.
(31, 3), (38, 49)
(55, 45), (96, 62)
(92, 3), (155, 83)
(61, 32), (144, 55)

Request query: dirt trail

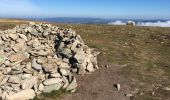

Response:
(61, 55), (131, 100)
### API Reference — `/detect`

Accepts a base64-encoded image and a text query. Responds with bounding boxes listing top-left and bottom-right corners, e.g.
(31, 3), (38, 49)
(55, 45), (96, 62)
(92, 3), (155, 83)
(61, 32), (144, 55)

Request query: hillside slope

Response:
(0, 19), (170, 100)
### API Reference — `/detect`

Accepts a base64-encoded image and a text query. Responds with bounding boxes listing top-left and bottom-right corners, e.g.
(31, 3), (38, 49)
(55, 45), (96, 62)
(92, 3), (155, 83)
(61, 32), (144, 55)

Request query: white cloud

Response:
(108, 20), (126, 25)
(137, 21), (170, 27)
(108, 20), (170, 27)
(0, 0), (42, 17)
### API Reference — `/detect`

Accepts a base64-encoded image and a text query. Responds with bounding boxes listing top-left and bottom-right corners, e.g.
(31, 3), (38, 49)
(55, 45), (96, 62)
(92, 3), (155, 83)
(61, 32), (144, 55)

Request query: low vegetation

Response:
(1, 19), (170, 100)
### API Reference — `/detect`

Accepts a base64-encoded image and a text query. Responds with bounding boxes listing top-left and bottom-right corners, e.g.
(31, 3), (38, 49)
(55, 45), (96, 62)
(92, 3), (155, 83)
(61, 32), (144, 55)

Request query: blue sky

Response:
(0, 0), (170, 19)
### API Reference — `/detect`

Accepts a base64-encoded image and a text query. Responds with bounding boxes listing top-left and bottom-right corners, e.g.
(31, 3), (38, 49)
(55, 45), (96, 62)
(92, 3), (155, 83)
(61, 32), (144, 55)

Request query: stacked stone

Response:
(0, 22), (99, 100)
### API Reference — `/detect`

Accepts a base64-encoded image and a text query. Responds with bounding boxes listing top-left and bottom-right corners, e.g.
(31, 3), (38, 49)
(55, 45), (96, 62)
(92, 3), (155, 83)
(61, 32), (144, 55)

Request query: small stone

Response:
(36, 57), (46, 64)
(125, 94), (133, 97)
(38, 83), (44, 91)
(62, 76), (69, 89)
(105, 65), (109, 68)
(74, 52), (85, 64)
(0, 75), (9, 84)
(8, 52), (29, 62)
(42, 31), (49, 37)
(0, 88), (2, 94)
(43, 78), (63, 86)
(12, 42), (26, 52)
(70, 89), (76, 93)
(18, 34), (28, 41)
(29, 22), (36, 26)
(3, 67), (11, 74)
(114, 84), (121, 91)
(21, 74), (32, 80)
(0, 55), (5, 65)
(164, 87), (170, 91)
(60, 48), (72, 58)
(86, 63), (94, 72)
(9, 33), (18, 40)
(60, 69), (68, 76)
(66, 76), (77, 91)
(21, 76), (38, 89)
(59, 62), (70, 69)
(42, 63), (57, 73)
(31, 58), (42, 71)
(35, 50), (48, 56)
(8, 75), (21, 84)
(6, 89), (36, 100)
(11, 84), (21, 92)
(50, 73), (61, 78)
(78, 66), (86, 75)
(43, 83), (63, 93)
(4, 60), (11, 66)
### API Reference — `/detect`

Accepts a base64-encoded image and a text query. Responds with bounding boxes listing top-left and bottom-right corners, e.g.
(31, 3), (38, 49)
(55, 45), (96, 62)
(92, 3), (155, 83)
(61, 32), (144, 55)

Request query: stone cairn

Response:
(0, 22), (99, 100)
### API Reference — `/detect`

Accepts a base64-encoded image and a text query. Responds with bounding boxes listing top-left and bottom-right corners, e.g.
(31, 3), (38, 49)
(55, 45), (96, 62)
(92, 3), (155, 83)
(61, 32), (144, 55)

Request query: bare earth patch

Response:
(61, 55), (131, 100)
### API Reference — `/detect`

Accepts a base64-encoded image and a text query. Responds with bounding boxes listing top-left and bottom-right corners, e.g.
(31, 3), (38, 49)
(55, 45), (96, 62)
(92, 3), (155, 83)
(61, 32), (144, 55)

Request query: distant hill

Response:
(31, 17), (170, 27)
(33, 17), (111, 24)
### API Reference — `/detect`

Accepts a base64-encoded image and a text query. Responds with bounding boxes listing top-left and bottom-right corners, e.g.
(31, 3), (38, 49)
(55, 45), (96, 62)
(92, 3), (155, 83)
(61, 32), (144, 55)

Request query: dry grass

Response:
(1, 19), (170, 100)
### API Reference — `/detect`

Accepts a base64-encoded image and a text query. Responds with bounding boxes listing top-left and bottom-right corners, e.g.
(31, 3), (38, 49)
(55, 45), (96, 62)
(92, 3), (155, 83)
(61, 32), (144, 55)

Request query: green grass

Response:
(33, 89), (70, 100)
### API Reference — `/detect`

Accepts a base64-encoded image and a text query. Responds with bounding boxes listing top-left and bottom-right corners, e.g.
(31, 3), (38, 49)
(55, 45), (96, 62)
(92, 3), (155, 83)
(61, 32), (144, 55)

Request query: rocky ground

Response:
(0, 19), (170, 100)
(0, 22), (99, 100)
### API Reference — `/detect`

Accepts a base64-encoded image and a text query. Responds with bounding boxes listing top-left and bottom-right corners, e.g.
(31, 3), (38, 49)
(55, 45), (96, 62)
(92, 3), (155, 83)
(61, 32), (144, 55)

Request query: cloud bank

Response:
(0, 0), (42, 17)
(108, 20), (170, 27)
(108, 20), (126, 25)
(137, 21), (170, 27)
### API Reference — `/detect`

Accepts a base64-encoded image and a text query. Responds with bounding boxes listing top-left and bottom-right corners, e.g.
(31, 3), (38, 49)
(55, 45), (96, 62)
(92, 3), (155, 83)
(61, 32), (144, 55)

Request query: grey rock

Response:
(60, 48), (72, 58)
(38, 83), (44, 91)
(62, 76), (69, 89)
(11, 70), (23, 75)
(21, 74), (32, 80)
(0, 75), (9, 85)
(125, 93), (133, 97)
(42, 63), (57, 73)
(8, 52), (29, 62)
(78, 66), (86, 75)
(66, 76), (77, 91)
(21, 76), (38, 89)
(115, 84), (121, 91)
(164, 87), (170, 91)
(8, 75), (21, 84)
(59, 62), (70, 69)
(43, 31), (49, 37)
(43, 78), (63, 86)
(6, 89), (36, 100)
(27, 27), (39, 36)
(32, 58), (42, 71)
(43, 83), (63, 93)
(0, 55), (5, 65)
(86, 62), (94, 72)
(11, 84), (21, 92)
(4, 60), (11, 67)
(0, 88), (2, 94)
(2, 67), (11, 74)
(50, 73), (61, 78)
(76, 35), (85, 44)
(8, 33), (18, 41)
(18, 34), (28, 41)
(73, 52), (85, 64)
(35, 50), (48, 56)
(29, 22), (36, 26)
(60, 69), (69, 76)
